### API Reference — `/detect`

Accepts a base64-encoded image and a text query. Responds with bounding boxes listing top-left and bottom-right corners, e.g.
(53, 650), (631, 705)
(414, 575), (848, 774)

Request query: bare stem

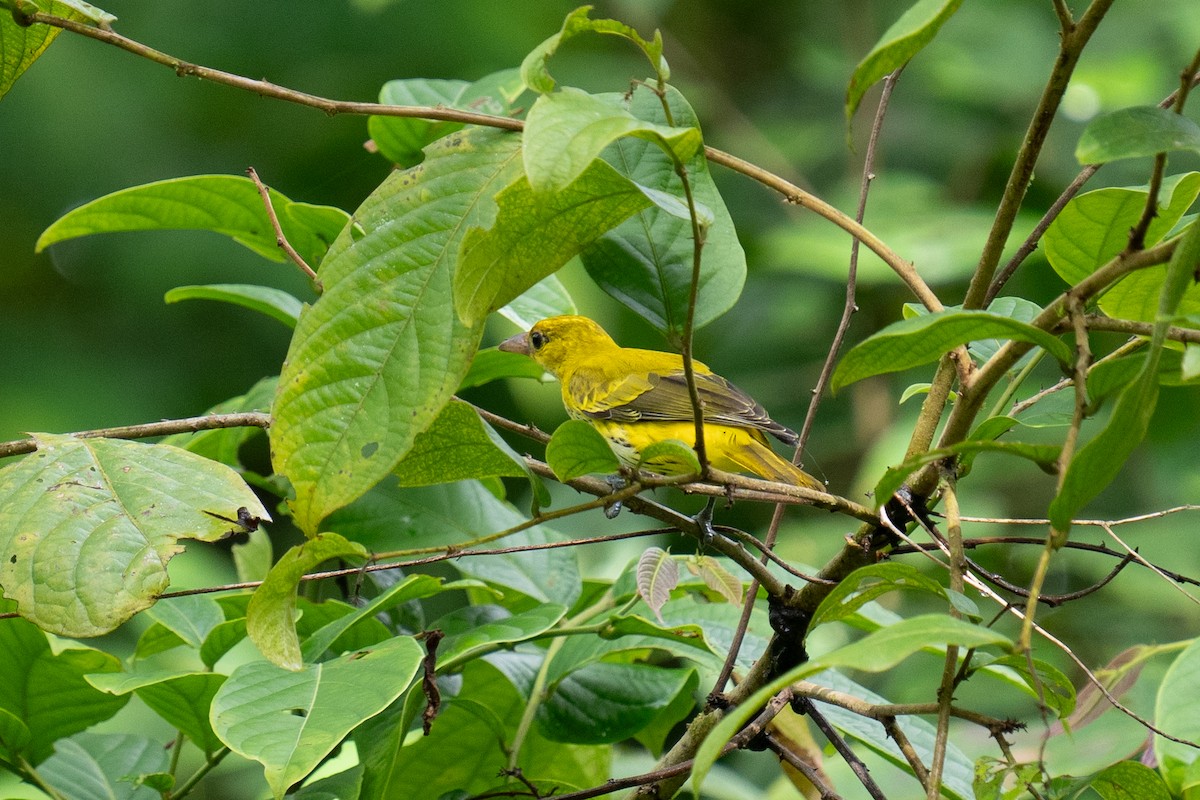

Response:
(0, 412), (271, 459)
(246, 166), (322, 290)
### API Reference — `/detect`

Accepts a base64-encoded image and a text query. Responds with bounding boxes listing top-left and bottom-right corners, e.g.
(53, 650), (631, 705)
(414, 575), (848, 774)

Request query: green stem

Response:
(986, 349), (1045, 420)
(16, 756), (66, 800)
(168, 747), (230, 800)
(507, 636), (567, 772)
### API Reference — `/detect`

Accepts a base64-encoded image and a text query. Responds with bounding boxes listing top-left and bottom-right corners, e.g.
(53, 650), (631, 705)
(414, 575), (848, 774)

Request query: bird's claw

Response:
(604, 474), (627, 519)
(693, 496), (718, 545)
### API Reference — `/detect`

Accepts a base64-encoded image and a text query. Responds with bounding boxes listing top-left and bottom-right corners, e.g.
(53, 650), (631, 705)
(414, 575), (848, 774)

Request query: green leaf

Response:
(545, 419), (620, 481)
(1050, 217), (1200, 531)
(460, 348), (547, 390)
(0, 433), (269, 637)
(326, 480), (582, 608)
(164, 283), (303, 328)
(1044, 172), (1200, 285)
(1155, 635), (1200, 792)
(524, 87), (702, 192)
(302, 574), (483, 663)
(538, 662), (695, 744)
(200, 617), (250, 668)
(1, 0), (115, 100)
(145, 594), (225, 648)
(137, 673), (227, 753)
(974, 654), (1075, 720)
(0, 708), (31, 762)
(1077, 106), (1200, 164)
(636, 547), (678, 624)
(437, 603), (568, 671)
(392, 398), (529, 487)
(520, 5), (667, 93)
(832, 309), (1071, 393)
(211, 635), (423, 799)
(36, 174), (349, 269)
(39, 733), (170, 800)
(0, 614), (127, 764)
(1100, 247), (1200, 324)
(272, 128), (523, 534)
(874, 438), (1060, 507)
(638, 438), (701, 474)
(846, 0), (963, 122)
(355, 658), (607, 799)
(246, 532), (369, 670)
(810, 563), (951, 629)
(581, 84), (746, 341)
(368, 70), (522, 167)
(496, 273), (578, 330)
(453, 157), (657, 327)
(1087, 761), (1173, 800)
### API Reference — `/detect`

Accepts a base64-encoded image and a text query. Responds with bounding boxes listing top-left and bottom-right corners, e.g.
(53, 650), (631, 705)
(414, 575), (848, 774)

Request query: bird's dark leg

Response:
(603, 474), (627, 519)
(693, 496), (718, 545)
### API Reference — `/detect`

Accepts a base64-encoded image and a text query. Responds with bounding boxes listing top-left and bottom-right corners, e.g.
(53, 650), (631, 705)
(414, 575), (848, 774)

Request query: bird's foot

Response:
(693, 496), (718, 545)
(604, 474), (627, 520)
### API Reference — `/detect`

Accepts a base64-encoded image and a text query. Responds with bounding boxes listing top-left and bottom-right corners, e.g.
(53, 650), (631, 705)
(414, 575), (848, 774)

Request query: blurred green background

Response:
(2, 0), (1199, 793)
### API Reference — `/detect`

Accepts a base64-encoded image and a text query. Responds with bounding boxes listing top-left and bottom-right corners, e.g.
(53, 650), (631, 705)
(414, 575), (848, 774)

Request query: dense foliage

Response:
(1, 1), (1199, 799)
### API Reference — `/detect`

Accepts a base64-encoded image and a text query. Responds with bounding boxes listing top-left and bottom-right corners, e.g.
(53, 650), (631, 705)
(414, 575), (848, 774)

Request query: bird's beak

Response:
(498, 331), (532, 356)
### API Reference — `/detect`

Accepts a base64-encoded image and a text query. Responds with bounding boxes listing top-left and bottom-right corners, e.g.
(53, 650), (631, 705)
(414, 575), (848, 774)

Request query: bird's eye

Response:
(530, 331), (547, 350)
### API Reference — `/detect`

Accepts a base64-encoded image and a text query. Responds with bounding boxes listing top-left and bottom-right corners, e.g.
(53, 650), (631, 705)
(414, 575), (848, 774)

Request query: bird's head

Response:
(498, 315), (617, 378)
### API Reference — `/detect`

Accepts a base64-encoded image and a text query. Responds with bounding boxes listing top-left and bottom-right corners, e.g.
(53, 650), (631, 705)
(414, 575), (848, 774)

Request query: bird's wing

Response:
(574, 368), (799, 446)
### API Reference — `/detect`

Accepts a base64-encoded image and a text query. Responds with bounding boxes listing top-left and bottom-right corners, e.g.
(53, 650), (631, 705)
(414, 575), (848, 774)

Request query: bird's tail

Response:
(727, 436), (824, 491)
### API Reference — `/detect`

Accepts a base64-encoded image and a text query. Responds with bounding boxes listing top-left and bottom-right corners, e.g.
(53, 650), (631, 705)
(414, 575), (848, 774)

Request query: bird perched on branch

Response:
(499, 315), (822, 490)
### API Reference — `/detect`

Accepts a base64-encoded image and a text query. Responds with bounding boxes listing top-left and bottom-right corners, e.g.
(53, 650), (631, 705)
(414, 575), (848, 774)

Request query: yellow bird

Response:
(498, 315), (822, 490)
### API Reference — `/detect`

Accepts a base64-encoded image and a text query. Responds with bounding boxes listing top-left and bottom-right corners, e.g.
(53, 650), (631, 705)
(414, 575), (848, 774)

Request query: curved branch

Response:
(0, 412), (271, 459)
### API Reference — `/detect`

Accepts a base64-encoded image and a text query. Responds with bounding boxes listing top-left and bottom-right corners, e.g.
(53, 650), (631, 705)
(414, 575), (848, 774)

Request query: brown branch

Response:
(246, 166), (322, 290)
(0, 412), (271, 459)
(798, 698), (889, 800)
(1081, 314), (1200, 344)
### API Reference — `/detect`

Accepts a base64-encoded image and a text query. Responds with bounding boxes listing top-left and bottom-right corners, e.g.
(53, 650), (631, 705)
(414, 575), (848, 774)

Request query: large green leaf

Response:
(39, 733), (169, 800)
(392, 398), (529, 487)
(520, 5), (666, 93)
(246, 532), (368, 670)
(581, 84), (746, 341)
(355, 658), (608, 799)
(88, 668), (227, 754)
(368, 70), (522, 167)
(545, 419), (620, 482)
(846, 0), (963, 122)
(325, 480), (581, 608)
(36, 174), (349, 270)
(0, 434), (269, 637)
(538, 662), (695, 745)
(831, 309), (1071, 392)
(523, 87), (701, 192)
(1, 0), (115, 100)
(453, 156), (658, 327)
(1156, 638), (1200, 795)
(437, 603), (568, 671)
(211, 635), (423, 799)
(810, 563), (952, 629)
(496, 274), (578, 330)
(0, 613), (127, 764)
(271, 128), (523, 534)
(1044, 172), (1200, 285)
(1077, 106), (1200, 164)
(1050, 219), (1200, 530)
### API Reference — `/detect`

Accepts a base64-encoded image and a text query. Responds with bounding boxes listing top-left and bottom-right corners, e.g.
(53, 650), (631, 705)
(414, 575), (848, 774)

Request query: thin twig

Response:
(761, 731), (844, 800)
(245, 166), (322, 290)
(0, 412), (271, 459)
(800, 698), (889, 800)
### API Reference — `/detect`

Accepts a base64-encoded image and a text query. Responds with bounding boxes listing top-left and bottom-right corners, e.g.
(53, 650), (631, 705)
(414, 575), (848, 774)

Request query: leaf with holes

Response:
(272, 128), (524, 534)
(0, 434), (268, 637)
(211, 635), (422, 799)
